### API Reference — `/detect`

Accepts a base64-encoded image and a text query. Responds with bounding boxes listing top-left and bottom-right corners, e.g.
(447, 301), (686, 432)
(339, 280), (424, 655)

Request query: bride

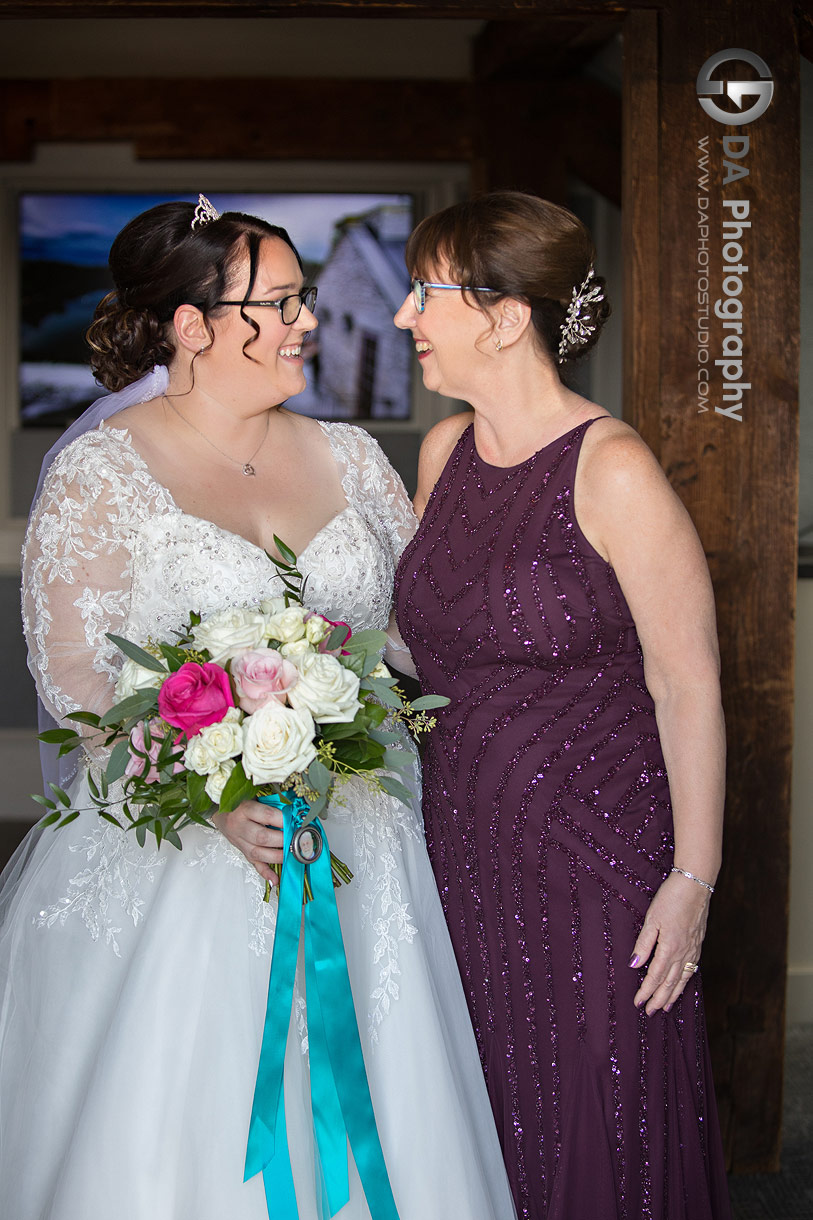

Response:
(0, 198), (515, 1220)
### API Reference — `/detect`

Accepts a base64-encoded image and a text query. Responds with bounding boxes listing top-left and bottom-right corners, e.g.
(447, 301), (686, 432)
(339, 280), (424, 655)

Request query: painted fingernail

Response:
(629, 954), (640, 968)
(635, 998), (644, 1008)
(664, 1003), (672, 1013)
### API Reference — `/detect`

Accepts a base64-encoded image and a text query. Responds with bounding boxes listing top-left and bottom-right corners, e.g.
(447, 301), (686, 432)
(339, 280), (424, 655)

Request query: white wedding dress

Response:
(0, 421), (516, 1220)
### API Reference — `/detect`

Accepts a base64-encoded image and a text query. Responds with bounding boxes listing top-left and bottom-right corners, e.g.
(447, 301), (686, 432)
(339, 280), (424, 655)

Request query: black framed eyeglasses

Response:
(215, 286), (318, 325)
(411, 278), (498, 314)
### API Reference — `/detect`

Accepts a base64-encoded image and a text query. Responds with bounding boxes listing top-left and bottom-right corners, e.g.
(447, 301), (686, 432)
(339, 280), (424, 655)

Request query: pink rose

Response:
(231, 648), (299, 714)
(125, 720), (183, 784)
(157, 661), (235, 737)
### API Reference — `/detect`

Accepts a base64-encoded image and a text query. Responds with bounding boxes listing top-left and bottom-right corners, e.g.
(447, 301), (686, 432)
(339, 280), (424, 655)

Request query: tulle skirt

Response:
(0, 763), (515, 1220)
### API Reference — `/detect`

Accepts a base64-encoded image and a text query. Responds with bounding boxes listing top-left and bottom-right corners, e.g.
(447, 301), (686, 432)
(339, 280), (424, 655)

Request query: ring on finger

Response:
(682, 960), (699, 973)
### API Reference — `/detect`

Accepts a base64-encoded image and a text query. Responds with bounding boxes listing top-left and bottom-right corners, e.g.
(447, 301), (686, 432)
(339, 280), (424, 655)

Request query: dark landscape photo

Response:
(20, 191), (414, 426)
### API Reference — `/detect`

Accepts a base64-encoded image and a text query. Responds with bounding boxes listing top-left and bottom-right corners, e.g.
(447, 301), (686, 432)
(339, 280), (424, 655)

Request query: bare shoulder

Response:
(578, 416), (671, 500)
(414, 411), (474, 516)
(420, 411), (474, 467)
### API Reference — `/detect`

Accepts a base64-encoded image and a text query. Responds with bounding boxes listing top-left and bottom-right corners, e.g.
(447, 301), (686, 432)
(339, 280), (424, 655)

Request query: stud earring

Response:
(495, 338), (503, 352)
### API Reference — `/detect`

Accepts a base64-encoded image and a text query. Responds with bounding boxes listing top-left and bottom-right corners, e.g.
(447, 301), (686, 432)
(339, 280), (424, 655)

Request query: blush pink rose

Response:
(157, 661), (235, 737)
(231, 648), (299, 714)
(125, 720), (183, 784)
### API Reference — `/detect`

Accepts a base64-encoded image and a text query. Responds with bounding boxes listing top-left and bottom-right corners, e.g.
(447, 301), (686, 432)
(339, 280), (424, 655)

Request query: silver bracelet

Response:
(671, 866), (715, 893)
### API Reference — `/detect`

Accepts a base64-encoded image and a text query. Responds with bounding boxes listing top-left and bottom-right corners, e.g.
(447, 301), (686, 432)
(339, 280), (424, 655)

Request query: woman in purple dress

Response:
(393, 193), (730, 1220)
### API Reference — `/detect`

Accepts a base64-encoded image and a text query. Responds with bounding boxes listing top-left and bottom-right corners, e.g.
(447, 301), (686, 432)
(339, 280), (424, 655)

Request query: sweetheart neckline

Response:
(99, 423), (355, 565)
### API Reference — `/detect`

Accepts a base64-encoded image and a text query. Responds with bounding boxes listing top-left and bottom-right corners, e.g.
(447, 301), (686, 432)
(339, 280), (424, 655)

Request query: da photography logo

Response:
(696, 49), (774, 126)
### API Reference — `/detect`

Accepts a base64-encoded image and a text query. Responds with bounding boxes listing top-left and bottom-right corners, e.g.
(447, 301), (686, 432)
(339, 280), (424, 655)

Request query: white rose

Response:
(191, 608), (267, 665)
(184, 734), (219, 776)
(280, 638), (313, 661)
(115, 655), (166, 700)
(205, 759), (236, 803)
(288, 652), (361, 724)
(242, 702), (317, 784)
(305, 614), (332, 645)
(260, 596), (286, 616)
(265, 606), (307, 645)
(184, 708), (243, 775)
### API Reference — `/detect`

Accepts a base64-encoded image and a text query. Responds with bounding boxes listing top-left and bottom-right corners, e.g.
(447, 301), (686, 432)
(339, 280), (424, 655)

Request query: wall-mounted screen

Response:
(19, 191), (414, 427)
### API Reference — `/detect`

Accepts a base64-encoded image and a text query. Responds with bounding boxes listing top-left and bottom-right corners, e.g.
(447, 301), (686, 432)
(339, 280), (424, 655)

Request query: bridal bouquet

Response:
(35, 538), (443, 895)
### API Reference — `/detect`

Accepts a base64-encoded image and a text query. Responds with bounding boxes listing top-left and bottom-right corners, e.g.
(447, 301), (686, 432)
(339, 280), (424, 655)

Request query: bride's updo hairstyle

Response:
(405, 191), (611, 367)
(87, 201), (303, 392)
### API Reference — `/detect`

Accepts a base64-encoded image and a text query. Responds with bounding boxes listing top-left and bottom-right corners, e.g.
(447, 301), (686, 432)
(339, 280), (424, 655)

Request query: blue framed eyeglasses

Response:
(411, 279), (498, 314)
(215, 286), (317, 325)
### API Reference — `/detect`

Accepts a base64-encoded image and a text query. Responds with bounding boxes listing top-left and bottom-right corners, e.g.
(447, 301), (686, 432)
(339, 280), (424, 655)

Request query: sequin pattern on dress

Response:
(395, 420), (731, 1220)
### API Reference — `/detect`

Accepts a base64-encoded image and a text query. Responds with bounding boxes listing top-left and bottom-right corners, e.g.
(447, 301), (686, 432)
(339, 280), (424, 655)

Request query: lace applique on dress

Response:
(329, 770), (422, 1042)
(186, 827), (278, 959)
(35, 820), (164, 957)
(25, 422), (424, 1033)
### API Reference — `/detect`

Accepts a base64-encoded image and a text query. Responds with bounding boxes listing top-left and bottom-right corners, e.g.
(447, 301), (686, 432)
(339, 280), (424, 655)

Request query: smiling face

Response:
(393, 261), (496, 401)
(195, 235), (317, 413)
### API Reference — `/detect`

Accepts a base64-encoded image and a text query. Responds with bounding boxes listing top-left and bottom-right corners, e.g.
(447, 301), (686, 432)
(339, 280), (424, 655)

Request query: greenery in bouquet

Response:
(34, 539), (445, 895)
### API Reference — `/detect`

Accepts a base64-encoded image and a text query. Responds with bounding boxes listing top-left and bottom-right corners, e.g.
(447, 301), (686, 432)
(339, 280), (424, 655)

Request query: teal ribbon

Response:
(245, 792), (400, 1220)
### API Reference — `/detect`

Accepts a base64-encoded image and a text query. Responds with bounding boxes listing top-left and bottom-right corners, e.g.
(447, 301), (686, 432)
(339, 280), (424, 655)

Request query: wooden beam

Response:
(625, 0), (799, 1173)
(798, 0), (813, 62)
(0, 78), (475, 162)
(621, 8), (660, 453)
(561, 76), (621, 205)
(474, 15), (623, 81)
(0, 0), (662, 17)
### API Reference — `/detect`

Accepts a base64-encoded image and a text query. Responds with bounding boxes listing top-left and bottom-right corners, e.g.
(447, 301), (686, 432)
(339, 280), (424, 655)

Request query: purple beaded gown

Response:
(395, 420), (730, 1220)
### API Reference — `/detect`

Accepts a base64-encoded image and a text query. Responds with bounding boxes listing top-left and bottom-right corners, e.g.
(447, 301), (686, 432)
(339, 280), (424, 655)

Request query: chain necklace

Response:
(163, 396), (269, 477)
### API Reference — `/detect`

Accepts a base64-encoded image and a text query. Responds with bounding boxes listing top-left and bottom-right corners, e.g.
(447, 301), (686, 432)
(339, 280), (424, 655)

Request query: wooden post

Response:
(623, 0), (800, 1172)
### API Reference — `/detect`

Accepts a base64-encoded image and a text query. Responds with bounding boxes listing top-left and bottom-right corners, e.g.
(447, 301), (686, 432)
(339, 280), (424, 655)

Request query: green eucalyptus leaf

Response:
(273, 535), (298, 566)
(378, 775), (413, 804)
(368, 728), (401, 746)
(218, 761), (255, 814)
(408, 694), (450, 711)
(135, 823), (147, 848)
(341, 652), (364, 678)
(106, 633), (167, 673)
(299, 792), (328, 826)
(58, 810), (81, 828)
(38, 810), (62, 828)
(342, 629), (387, 654)
(382, 747), (412, 772)
(65, 710), (102, 728)
(100, 691), (158, 727)
(31, 794), (57, 810)
(359, 653), (385, 679)
(99, 810), (124, 829)
(159, 643), (191, 671)
(38, 727), (79, 744)
(325, 625), (348, 651)
(48, 783), (72, 808)
(307, 759), (332, 795)
(363, 680), (401, 708)
(106, 738), (132, 783)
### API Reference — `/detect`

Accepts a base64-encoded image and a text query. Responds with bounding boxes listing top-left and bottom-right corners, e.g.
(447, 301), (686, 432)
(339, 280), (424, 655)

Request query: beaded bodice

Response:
(397, 421), (649, 718)
(23, 421), (416, 725)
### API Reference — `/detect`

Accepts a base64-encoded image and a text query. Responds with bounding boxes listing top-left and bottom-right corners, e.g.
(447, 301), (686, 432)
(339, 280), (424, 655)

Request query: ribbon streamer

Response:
(245, 792), (400, 1220)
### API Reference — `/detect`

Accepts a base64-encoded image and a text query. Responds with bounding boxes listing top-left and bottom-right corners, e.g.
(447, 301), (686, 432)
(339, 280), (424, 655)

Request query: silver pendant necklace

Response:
(163, 396), (269, 477)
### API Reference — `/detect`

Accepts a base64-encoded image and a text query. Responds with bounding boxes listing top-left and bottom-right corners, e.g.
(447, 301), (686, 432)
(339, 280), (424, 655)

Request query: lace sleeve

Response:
(322, 422), (418, 564)
(321, 423), (418, 676)
(21, 431), (145, 725)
